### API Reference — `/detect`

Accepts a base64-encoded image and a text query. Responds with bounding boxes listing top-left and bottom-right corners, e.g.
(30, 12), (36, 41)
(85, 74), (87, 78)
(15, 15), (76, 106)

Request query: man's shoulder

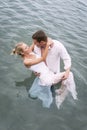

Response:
(52, 39), (63, 47)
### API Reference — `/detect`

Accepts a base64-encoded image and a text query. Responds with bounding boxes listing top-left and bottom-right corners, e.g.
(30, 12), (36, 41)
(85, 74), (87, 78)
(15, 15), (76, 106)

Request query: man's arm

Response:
(61, 67), (70, 80)
(59, 42), (71, 80)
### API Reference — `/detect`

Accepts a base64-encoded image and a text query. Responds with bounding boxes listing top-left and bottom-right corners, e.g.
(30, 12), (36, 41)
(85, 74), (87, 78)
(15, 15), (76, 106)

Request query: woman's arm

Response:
(24, 43), (49, 67)
(29, 42), (35, 51)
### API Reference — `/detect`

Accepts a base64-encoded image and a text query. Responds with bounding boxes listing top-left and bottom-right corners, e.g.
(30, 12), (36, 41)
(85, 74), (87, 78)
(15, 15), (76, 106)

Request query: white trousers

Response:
(55, 72), (78, 109)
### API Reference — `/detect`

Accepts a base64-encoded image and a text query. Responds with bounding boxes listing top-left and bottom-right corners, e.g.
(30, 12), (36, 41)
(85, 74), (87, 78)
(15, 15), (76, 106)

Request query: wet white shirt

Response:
(34, 39), (71, 73)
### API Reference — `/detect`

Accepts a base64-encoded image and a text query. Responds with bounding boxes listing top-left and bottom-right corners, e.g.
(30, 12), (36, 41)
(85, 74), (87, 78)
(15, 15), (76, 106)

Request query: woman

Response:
(11, 42), (65, 87)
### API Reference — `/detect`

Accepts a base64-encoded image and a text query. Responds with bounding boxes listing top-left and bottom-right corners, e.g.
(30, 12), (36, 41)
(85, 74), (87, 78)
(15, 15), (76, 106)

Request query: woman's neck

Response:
(23, 52), (35, 59)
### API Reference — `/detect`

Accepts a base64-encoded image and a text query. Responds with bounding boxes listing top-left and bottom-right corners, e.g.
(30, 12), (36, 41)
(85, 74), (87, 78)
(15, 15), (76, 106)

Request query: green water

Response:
(0, 0), (87, 130)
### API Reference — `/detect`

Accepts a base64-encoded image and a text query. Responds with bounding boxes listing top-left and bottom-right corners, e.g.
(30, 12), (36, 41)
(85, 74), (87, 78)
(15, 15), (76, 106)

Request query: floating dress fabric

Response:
(29, 77), (53, 108)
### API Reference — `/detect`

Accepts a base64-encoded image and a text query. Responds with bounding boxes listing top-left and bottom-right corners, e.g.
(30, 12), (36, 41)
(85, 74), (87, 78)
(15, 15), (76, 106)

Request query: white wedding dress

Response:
(29, 60), (65, 86)
(29, 53), (77, 108)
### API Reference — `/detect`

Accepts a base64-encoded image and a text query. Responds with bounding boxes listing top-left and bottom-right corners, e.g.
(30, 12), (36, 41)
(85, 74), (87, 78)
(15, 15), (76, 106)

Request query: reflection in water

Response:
(15, 73), (35, 92)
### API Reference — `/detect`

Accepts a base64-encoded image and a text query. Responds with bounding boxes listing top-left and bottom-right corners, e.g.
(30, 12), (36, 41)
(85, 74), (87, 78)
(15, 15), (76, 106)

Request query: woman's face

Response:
(21, 43), (30, 53)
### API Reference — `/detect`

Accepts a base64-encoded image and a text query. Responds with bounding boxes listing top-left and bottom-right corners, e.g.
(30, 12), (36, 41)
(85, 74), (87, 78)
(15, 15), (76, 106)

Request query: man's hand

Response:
(61, 68), (70, 80)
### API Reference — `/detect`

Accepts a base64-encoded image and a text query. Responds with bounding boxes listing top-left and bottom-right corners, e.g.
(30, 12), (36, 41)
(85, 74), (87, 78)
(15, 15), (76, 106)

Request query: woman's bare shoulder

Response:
(23, 58), (32, 67)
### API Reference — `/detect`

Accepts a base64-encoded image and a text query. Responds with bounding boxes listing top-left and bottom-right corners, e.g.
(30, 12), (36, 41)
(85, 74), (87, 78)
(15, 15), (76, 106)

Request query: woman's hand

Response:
(34, 72), (40, 77)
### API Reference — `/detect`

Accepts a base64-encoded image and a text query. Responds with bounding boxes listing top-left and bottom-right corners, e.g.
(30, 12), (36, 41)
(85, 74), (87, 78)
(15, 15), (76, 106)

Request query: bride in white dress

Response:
(11, 42), (77, 108)
(12, 42), (65, 86)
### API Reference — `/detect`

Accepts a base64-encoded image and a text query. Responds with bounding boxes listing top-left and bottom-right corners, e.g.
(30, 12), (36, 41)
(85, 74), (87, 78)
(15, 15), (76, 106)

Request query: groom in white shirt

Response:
(29, 30), (77, 108)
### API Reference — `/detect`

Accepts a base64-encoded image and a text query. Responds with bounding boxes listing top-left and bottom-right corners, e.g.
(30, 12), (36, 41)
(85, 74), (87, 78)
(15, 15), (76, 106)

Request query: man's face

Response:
(33, 39), (47, 48)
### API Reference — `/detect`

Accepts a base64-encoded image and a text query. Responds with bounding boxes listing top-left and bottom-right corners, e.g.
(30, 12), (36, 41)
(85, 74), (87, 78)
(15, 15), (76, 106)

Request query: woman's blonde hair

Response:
(11, 42), (25, 56)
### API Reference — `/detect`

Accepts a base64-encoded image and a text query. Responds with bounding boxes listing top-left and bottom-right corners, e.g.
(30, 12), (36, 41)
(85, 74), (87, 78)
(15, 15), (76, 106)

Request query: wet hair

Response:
(11, 42), (25, 56)
(32, 30), (47, 42)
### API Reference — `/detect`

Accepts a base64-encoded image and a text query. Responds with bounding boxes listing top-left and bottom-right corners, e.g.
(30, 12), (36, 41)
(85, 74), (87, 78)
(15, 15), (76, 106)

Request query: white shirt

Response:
(34, 39), (71, 73)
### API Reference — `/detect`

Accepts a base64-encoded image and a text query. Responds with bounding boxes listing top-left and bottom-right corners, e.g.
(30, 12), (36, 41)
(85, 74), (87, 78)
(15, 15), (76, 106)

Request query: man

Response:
(29, 30), (77, 108)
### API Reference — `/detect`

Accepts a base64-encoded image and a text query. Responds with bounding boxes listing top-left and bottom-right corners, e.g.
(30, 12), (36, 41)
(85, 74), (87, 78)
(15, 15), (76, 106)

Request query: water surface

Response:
(0, 0), (87, 130)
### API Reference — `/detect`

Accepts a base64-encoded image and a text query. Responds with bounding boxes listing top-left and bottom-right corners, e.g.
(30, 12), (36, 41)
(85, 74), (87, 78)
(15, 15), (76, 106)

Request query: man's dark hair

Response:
(32, 30), (47, 42)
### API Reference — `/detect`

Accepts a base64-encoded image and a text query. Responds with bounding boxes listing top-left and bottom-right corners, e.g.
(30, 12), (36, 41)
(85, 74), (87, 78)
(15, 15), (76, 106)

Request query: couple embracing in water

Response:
(12, 30), (77, 109)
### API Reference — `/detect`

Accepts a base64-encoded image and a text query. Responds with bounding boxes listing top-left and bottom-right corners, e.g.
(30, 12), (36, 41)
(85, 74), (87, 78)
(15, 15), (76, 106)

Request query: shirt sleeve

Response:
(59, 42), (71, 70)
